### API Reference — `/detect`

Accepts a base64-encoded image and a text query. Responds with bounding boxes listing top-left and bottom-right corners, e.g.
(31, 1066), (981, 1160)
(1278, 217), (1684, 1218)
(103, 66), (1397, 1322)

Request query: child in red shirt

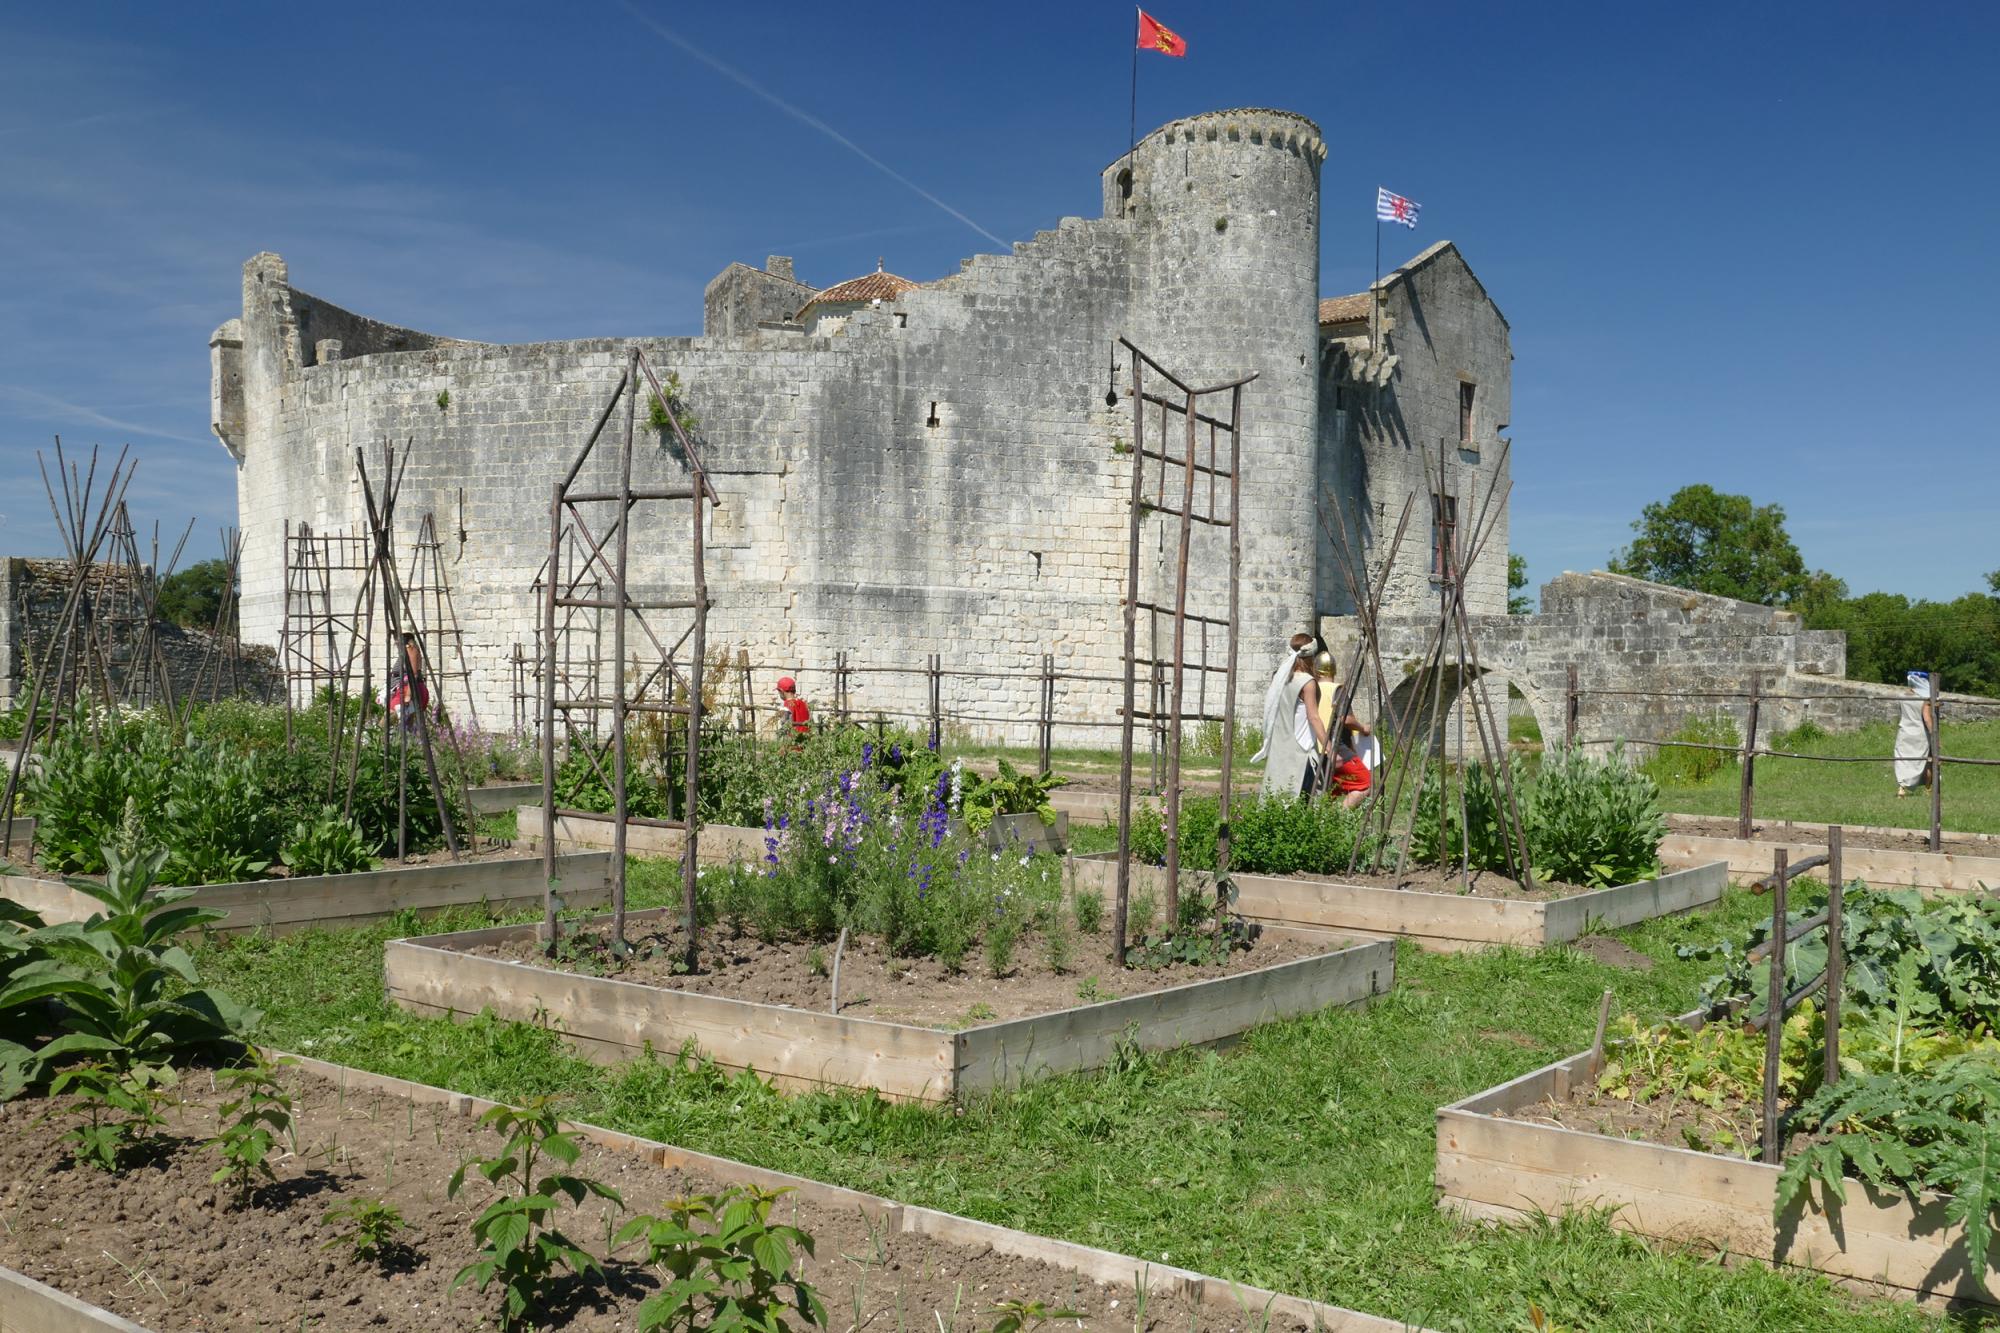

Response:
(776, 676), (811, 742)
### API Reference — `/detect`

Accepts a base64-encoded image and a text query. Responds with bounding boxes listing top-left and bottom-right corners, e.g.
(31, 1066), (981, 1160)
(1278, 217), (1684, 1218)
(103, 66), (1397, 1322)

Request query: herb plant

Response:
(613, 1185), (827, 1333)
(280, 807), (376, 877)
(448, 1098), (623, 1331)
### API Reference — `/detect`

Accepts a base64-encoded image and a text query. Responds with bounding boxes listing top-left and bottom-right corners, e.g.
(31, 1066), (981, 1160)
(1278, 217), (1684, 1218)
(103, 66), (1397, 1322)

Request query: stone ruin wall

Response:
(0, 558), (280, 712)
(1325, 570), (1990, 757)
(221, 109), (1331, 745)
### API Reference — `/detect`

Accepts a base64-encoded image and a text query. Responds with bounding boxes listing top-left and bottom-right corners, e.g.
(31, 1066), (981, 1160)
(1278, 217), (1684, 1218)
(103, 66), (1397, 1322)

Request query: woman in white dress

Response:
(1893, 670), (1935, 797)
(1259, 646), (1332, 799)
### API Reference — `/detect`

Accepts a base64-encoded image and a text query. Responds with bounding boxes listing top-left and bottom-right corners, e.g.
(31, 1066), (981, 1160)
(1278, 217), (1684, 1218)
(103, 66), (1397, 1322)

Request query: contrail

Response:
(613, 1), (1008, 250)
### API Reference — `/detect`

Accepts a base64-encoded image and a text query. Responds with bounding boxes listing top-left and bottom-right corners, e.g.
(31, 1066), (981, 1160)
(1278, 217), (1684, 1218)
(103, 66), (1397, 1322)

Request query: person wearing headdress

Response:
(1251, 632), (1317, 767)
(776, 675), (811, 746)
(1312, 650), (1375, 808)
(1893, 670), (1934, 797)
(1259, 643), (1331, 799)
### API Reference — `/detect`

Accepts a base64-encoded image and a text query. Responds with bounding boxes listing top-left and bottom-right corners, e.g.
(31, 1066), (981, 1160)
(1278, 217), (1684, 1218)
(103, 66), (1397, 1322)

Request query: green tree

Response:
(1608, 485), (1827, 607)
(1507, 553), (1532, 615)
(1804, 587), (2000, 698)
(155, 559), (234, 633)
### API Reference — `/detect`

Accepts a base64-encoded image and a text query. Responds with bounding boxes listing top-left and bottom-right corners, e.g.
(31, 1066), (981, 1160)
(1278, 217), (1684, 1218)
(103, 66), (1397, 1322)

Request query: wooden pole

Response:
(1824, 825), (1843, 1089)
(1038, 652), (1055, 774)
(610, 357), (636, 948)
(1565, 663), (1578, 748)
(1113, 354), (1147, 966)
(1160, 387), (1201, 933)
(1217, 384), (1243, 888)
(1738, 672), (1761, 840)
(1587, 988), (1614, 1079)
(540, 483), (562, 946)
(683, 421), (707, 973)
(1762, 847), (1788, 1164)
(1927, 672), (1942, 853)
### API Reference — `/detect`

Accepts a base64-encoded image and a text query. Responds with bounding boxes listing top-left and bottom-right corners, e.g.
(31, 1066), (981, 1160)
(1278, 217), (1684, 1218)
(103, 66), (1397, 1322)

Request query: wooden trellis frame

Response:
(538, 347), (719, 962)
(1111, 338), (1255, 963)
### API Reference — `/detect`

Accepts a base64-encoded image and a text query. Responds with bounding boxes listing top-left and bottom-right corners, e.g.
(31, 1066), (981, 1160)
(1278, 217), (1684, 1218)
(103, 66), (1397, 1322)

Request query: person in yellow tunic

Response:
(1311, 651), (1375, 808)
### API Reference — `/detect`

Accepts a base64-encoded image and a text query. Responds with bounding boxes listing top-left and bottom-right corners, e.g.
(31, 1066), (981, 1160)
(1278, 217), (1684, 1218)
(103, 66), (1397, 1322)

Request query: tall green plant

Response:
(614, 1186), (827, 1333)
(1524, 743), (1663, 887)
(0, 802), (256, 1095)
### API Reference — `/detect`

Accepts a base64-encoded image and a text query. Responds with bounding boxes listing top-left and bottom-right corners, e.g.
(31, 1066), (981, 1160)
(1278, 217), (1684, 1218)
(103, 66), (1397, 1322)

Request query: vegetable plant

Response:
(0, 801), (255, 1094)
(447, 1098), (623, 1331)
(44, 1059), (174, 1170)
(205, 1052), (294, 1205)
(280, 807), (376, 877)
(613, 1185), (827, 1333)
(958, 759), (1066, 836)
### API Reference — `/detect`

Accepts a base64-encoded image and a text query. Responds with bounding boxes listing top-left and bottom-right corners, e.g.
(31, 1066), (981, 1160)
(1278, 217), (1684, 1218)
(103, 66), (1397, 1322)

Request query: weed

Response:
(1043, 911), (1074, 975)
(1075, 976), (1117, 1005)
(1071, 884), (1104, 936)
(985, 1300), (1082, 1333)
(436, 389), (451, 411)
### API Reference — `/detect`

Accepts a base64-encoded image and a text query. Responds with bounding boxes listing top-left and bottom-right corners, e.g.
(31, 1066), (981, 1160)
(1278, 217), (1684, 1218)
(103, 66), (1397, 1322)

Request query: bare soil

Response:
(1564, 935), (1656, 970)
(1666, 813), (1998, 856)
(0, 1065), (1294, 1333)
(462, 917), (1334, 1028)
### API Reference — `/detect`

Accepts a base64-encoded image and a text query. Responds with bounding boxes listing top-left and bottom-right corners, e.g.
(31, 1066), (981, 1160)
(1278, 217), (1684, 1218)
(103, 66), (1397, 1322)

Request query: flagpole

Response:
(1125, 7), (1139, 205)
(1372, 215), (1381, 355)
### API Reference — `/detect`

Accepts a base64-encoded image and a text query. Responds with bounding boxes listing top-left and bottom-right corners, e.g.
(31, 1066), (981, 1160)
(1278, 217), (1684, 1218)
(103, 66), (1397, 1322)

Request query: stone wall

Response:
(1318, 243), (1512, 621)
(0, 557), (280, 712)
(702, 259), (815, 338)
(1322, 570), (1991, 754)
(218, 108), (1334, 744)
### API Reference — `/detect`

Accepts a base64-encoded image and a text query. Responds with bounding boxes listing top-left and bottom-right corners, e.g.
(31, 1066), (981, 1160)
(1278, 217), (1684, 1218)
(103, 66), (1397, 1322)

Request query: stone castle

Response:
(207, 104), (1937, 747)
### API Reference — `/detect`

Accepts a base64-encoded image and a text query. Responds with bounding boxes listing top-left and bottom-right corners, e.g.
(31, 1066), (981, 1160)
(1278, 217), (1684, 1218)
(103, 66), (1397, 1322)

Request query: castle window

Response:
(927, 401), (940, 428)
(1431, 491), (1458, 579)
(1459, 381), (1476, 444)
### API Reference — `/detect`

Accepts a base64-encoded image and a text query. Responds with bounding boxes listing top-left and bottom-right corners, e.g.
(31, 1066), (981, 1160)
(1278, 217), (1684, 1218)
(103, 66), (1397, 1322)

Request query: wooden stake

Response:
(1824, 826), (1844, 1088)
(1738, 672), (1761, 841)
(1762, 848), (1788, 1164)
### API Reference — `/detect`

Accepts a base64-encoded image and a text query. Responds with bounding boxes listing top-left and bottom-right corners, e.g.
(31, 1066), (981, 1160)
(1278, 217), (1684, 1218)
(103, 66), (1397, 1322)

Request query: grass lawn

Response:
(1655, 718), (2000, 835)
(193, 867), (1993, 1332)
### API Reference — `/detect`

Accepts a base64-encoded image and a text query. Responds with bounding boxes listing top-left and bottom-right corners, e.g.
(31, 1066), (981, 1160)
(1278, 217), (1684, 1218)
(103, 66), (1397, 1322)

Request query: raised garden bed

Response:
(518, 802), (765, 863)
(1434, 1013), (1998, 1308)
(468, 779), (539, 814)
(3, 850), (612, 936)
(386, 912), (1393, 1102)
(0, 1056), (1418, 1333)
(1068, 854), (1728, 952)
(1660, 815), (2000, 894)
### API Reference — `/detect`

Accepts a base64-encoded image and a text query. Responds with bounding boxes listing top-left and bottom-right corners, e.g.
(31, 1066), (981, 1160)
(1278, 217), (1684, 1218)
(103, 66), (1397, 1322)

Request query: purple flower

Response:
(890, 744), (903, 764)
(861, 742), (875, 769)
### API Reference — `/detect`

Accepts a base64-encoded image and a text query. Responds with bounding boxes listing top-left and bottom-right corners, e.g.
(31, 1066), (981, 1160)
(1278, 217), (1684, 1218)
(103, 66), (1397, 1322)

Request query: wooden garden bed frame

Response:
(385, 913), (1394, 1103)
(2, 852), (613, 936)
(1435, 1012), (1997, 1308)
(0, 1049), (1430, 1332)
(1067, 854), (1729, 951)
(1659, 830), (2000, 895)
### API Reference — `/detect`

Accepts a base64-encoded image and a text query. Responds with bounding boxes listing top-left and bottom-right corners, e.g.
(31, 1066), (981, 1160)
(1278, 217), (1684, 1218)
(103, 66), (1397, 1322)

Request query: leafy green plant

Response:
(0, 802), (255, 1094)
(984, 1300), (1082, 1333)
(25, 715), (178, 874)
(280, 807), (376, 877)
(323, 1197), (408, 1263)
(447, 1098), (623, 1331)
(205, 1052), (294, 1205)
(44, 1059), (173, 1170)
(1131, 793), (1373, 878)
(959, 759), (1066, 836)
(1777, 1055), (2000, 1278)
(614, 1185), (827, 1333)
(1071, 883), (1104, 935)
(1522, 743), (1663, 887)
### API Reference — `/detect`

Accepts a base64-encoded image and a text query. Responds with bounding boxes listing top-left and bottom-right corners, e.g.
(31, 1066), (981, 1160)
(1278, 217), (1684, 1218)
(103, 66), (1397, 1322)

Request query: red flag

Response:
(1137, 10), (1187, 57)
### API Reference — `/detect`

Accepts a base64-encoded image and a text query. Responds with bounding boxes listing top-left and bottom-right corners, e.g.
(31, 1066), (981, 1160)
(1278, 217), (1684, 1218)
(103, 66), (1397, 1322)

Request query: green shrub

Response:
(280, 808), (376, 877)
(26, 719), (178, 874)
(1642, 710), (1740, 787)
(1773, 718), (1830, 750)
(1132, 793), (1370, 877)
(1526, 743), (1664, 887)
(162, 742), (272, 885)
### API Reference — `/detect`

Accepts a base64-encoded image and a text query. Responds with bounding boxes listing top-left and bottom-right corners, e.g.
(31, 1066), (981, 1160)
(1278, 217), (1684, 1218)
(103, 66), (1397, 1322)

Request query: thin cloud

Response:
(0, 385), (205, 446)
(612, 2), (1008, 250)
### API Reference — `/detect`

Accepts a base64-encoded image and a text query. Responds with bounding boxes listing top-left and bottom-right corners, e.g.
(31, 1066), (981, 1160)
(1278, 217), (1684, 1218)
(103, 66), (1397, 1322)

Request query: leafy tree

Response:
(1507, 553), (1532, 615)
(1803, 587), (2000, 699)
(1608, 485), (1829, 607)
(155, 558), (234, 633)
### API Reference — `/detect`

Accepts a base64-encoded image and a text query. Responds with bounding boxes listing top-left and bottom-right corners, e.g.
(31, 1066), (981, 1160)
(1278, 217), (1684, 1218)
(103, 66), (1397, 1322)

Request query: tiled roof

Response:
(802, 268), (919, 313)
(1318, 292), (1370, 325)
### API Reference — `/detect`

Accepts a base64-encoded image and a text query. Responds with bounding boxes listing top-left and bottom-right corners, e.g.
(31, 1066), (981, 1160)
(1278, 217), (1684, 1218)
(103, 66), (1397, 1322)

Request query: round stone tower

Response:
(1102, 108), (1326, 714)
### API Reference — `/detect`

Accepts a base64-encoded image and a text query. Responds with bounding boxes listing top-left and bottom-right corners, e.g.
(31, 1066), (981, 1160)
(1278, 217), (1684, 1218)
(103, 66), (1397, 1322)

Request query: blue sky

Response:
(1, 2), (1993, 602)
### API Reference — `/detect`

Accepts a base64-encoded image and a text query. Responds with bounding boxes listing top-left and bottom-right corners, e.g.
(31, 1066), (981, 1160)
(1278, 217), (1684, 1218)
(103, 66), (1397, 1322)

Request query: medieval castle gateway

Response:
(209, 106), (1886, 743)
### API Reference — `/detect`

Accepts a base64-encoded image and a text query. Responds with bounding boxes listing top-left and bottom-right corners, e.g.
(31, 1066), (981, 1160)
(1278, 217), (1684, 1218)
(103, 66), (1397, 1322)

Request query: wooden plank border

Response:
(1434, 1013), (1998, 1307)
(265, 1050), (1429, 1333)
(0, 1265), (153, 1333)
(386, 912), (1390, 1104)
(517, 804), (766, 864)
(1660, 832), (2000, 895)
(3, 853), (613, 936)
(1067, 855), (1728, 951)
